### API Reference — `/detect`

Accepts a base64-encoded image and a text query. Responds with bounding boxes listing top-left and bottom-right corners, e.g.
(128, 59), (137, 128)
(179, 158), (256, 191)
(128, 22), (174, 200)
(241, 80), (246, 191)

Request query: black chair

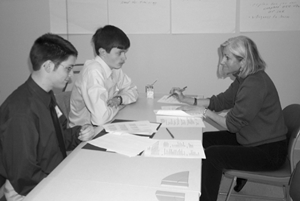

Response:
(0, 176), (5, 189)
(219, 104), (300, 201)
(289, 160), (300, 201)
(0, 174), (6, 201)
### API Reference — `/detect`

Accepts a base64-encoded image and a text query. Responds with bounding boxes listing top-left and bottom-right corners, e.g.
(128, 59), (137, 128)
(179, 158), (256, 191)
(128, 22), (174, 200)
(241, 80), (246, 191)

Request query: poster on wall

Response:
(108, 0), (171, 34)
(49, 0), (235, 35)
(49, 0), (170, 34)
(171, 0), (236, 34)
(49, 0), (68, 34)
(49, 0), (108, 34)
(240, 0), (300, 32)
(49, 0), (300, 34)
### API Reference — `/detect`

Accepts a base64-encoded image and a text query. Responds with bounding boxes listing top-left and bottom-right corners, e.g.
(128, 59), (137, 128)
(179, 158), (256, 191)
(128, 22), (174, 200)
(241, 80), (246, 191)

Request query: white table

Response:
(24, 93), (203, 201)
(116, 93), (203, 140)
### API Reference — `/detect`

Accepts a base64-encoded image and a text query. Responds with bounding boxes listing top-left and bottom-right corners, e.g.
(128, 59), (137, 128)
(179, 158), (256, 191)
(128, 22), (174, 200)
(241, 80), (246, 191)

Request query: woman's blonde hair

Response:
(218, 36), (266, 78)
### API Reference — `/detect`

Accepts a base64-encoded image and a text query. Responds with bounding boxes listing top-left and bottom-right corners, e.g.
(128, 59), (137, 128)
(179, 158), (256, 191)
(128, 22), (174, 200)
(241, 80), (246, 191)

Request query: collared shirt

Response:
(0, 76), (81, 196)
(69, 56), (138, 127)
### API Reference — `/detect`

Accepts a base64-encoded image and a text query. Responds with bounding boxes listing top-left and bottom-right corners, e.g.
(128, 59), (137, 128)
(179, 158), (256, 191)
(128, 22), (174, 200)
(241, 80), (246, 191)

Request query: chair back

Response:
(283, 104), (300, 172)
(0, 164), (6, 188)
(289, 160), (300, 201)
(0, 175), (5, 187)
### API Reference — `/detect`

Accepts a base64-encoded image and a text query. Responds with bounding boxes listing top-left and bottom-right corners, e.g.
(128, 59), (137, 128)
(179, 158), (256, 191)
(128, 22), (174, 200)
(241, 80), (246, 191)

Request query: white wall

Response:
(1, 0), (300, 109)
(0, 0), (50, 104)
(68, 32), (300, 111)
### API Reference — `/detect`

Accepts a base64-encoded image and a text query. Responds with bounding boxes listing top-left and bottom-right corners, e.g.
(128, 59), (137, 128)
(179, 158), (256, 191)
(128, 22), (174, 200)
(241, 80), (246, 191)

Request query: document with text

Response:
(156, 116), (205, 128)
(155, 108), (203, 118)
(88, 133), (156, 157)
(144, 140), (205, 159)
(103, 121), (160, 136)
(157, 95), (186, 104)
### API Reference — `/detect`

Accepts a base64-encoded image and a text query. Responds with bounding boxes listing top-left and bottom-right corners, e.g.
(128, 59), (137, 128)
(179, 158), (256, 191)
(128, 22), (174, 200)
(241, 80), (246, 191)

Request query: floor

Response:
(217, 176), (286, 201)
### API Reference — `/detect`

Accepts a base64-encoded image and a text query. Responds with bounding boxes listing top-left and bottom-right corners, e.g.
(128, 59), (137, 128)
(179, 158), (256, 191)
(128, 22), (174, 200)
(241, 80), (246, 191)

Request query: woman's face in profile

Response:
(219, 46), (241, 76)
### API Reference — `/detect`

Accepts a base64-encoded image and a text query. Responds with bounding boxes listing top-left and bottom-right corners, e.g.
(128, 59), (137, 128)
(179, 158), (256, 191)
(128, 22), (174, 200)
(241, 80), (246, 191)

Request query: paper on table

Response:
(161, 106), (180, 110)
(156, 116), (205, 128)
(157, 95), (186, 105)
(155, 109), (203, 118)
(88, 133), (156, 157)
(144, 140), (205, 159)
(155, 110), (190, 117)
(103, 121), (160, 136)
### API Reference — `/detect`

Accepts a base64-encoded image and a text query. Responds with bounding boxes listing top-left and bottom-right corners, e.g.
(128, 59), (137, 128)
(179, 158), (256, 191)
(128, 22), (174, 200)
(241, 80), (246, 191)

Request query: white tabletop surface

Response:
(24, 93), (203, 201)
(25, 177), (200, 201)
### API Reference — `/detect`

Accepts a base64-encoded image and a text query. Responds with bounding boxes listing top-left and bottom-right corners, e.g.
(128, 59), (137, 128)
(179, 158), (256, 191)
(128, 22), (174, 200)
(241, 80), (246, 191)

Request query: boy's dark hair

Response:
(30, 33), (78, 71)
(92, 25), (130, 55)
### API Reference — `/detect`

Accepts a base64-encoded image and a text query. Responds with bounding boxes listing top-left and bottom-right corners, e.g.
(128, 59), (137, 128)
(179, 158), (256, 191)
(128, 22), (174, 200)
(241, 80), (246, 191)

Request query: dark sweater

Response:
(208, 70), (287, 146)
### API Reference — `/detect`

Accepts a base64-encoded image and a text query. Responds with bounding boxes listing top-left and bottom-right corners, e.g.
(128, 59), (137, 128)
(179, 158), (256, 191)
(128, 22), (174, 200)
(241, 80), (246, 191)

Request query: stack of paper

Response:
(155, 109), (203, 117)
(103, 121), (160, 136)
(154, 108), (205, 128)
(155, 110), (190, 117)
(157, 95), (187, 104)
(88, 133), (156, 157)
(144, 140), (206, 159)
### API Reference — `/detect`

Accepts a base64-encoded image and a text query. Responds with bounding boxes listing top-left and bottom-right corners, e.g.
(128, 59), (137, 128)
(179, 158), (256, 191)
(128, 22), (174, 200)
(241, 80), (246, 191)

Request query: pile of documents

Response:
(88, 121), (159, 157)
(87, 118), (206, 159)
(154, 106), (205, 128)
(157, 95), (186, 105)
(144, 140), (205, 159)
(103, 120), (160, 136)
(88, 133), (156, 157)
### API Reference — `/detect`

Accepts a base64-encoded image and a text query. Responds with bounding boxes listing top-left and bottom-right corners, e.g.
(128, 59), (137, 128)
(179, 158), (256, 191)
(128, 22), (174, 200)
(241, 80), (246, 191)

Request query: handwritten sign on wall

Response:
(49, 0), (300, 34)
(240, 0), (300, 32)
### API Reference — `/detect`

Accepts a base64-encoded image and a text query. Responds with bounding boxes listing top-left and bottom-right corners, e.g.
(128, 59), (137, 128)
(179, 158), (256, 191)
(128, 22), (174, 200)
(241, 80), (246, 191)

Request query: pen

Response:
(167, 86), (187, 99)
(166, 128), (175, 139)
(181, 86), (188, 91)
(150, 80), (157, 86)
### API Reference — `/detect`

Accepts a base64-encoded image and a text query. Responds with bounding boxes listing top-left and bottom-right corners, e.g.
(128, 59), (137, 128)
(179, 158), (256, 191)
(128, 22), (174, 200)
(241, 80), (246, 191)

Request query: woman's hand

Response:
(169, 87), (186, 102)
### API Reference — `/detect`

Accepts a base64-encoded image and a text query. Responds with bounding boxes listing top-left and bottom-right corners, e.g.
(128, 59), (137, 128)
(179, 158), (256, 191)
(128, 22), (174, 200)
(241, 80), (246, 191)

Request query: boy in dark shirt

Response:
(0, 33), (95, 201)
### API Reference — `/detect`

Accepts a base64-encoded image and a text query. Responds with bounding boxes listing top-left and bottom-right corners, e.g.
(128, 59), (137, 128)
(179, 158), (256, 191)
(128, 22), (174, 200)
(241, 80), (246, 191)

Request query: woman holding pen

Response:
(169, 36), (287, 201)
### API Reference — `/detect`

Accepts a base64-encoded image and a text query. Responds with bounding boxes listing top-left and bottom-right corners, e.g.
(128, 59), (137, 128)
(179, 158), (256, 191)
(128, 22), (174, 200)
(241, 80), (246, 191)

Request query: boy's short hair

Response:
(30, 33), (78, 71)
(92, 25), (130, 55)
